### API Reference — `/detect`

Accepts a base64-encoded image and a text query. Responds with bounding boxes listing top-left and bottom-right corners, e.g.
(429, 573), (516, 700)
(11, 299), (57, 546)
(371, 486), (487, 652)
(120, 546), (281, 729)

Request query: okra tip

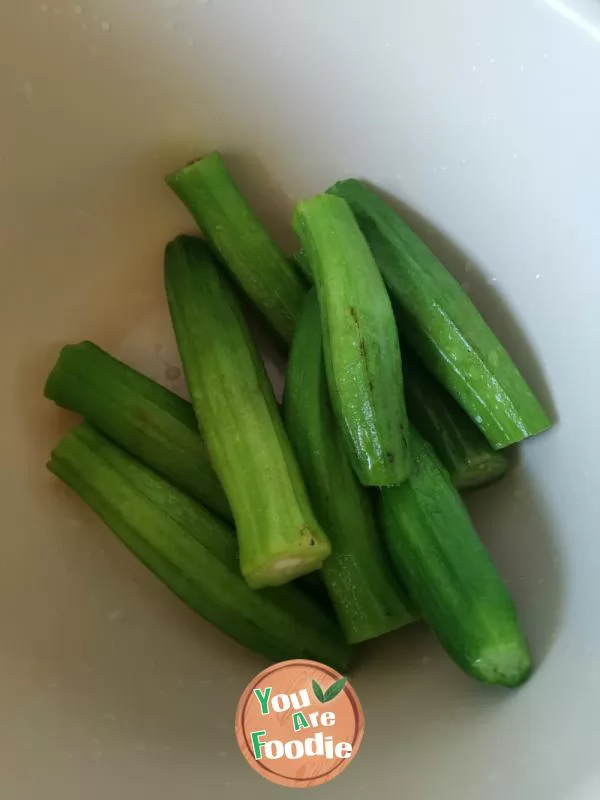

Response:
(43, 341), (90, 402)
(164, 234), (212, 272)
(455, 453), (510, 492)
(470, 639), (533, 688)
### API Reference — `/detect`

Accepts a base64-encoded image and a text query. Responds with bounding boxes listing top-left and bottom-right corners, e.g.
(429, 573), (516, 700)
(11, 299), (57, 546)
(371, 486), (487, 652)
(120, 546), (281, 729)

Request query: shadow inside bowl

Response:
(221, 150), (300, 256)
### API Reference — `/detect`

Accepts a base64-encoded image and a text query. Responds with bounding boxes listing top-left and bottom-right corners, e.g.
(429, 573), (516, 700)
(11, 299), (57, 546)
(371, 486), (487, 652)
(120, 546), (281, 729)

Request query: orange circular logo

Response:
(235, 659), (364, 788)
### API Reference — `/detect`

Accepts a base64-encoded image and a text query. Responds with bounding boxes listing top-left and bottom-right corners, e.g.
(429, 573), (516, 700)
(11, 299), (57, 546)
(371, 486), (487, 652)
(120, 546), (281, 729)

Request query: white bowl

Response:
(2, 1), (598, 797)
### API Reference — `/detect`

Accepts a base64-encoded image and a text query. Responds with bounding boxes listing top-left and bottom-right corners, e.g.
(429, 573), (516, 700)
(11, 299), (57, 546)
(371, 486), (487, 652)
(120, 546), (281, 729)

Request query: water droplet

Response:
(81, 22), (88, 30)
(53, 6), (62, 14)
(103, 713), (117, 721)
(512, 152), (518, 160)
(535, 273), (541, 280)
(22, 81), (34, 98)
(187, 37), (195, 47)
(100, 20), (111, 31)
(73, 4), (83, 13)
(490, 276), (498, 283)
(40, 3), (49, 10)
(108, 608), (124, 622)
(471, 64), (477, 72)
(519, 64), (525, 73)
(489, 57), (496, 64)
(135, 743), (146, 751)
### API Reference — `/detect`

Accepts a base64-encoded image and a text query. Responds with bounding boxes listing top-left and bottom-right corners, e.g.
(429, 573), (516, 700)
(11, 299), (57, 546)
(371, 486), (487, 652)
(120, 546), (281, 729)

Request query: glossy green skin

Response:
(44, 341), (231, 521)
(293, 195), (410, 487)
(403, 350), (509, 491)
(166, 152), (306, 345)
(165, 236), (331, 589)
(328, 180), (551, 449)
(283, 292), (416, 643)
(48, 425), (350, 671)
(379, 428), (532, 687)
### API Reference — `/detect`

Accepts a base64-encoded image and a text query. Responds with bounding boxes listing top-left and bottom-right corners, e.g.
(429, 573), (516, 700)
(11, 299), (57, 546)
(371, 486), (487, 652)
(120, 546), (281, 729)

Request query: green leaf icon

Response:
(312, 679), (325, 703)
(323, 677), (347, 703)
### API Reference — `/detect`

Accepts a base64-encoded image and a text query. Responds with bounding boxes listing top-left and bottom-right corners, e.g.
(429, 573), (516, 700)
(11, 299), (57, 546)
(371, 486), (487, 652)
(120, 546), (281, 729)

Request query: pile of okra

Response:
(45, 152), (552, 687)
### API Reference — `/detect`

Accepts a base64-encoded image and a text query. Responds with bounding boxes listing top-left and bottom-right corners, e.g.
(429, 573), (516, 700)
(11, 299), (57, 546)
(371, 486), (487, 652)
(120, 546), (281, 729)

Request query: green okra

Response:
(49, 424), (351, 671)
(165, 235), (331, 589)
(284, 291), (416, 643)
(328, 179), (551, 449)
(293, 194), (410, 487)
(167, 152), (306, 344)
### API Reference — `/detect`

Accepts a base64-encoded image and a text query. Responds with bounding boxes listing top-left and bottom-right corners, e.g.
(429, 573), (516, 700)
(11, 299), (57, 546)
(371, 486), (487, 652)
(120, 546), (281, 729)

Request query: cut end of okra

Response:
(165, 151), (217, 189)
(244, 532), (331, 590)
(470, 639), (533, 688)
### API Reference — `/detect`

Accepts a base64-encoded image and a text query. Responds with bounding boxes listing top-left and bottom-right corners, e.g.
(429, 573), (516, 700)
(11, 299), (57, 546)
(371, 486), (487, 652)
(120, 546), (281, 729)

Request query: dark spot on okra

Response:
(301, 525), (316, 546)
(133, 406), (152, 424)
(386, 452), (394, 463)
